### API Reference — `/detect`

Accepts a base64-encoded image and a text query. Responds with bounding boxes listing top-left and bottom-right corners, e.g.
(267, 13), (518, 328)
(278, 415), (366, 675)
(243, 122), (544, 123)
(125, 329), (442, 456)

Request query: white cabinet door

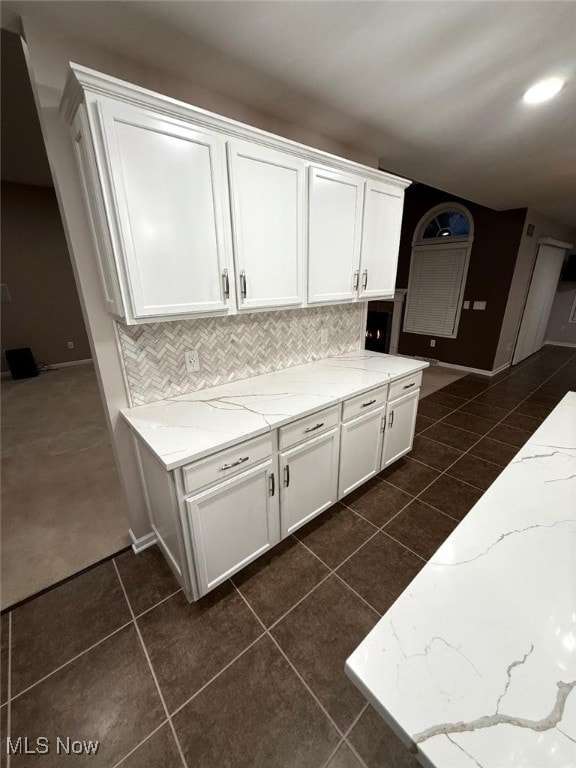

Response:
(308, 166), (364, 304)
(228, 141), (305, 310)
(94, 98), (232, 319)
(359, 181), (404, 300)
(338, 406), (386, 498)
(279, 427), (340, 537)
(381, 391), (419, 469)
(185, 459), (279, 595)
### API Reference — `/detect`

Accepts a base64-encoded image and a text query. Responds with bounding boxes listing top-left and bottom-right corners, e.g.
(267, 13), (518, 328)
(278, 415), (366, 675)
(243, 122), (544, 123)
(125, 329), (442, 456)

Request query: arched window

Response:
(404, 203), (474, 338)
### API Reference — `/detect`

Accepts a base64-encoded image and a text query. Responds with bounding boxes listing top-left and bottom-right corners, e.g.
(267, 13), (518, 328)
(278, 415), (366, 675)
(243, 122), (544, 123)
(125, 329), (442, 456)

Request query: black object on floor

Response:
(4, 347), (38, 379)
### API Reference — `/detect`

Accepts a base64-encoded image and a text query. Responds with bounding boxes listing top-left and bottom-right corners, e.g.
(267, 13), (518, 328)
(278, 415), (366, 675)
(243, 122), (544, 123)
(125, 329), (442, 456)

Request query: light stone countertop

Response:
(121, 351), (428, 470)
(346, 391), (576, 768)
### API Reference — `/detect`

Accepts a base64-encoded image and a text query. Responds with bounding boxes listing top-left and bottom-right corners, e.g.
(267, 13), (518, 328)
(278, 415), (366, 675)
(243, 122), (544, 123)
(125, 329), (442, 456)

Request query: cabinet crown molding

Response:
(60, 62), (411, 190)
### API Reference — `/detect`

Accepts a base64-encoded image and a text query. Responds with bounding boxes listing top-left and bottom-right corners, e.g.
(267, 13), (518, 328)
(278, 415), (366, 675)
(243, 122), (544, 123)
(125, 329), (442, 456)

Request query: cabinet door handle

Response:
(269, 472), (275, 497)
(381, 415), (386, 432)
(362, 399), (377, 408)
(304, 422), (324, 433)
(388, 411), (394, 428)
(353, 270), (359, 290)
(219, 456), (249, 471)
(403, 382), (416, 390)
(222, 269), (230, 300)
(240, 270), (247, 299)
(362, 269), (368, 290)
(284, 464), (290, 488)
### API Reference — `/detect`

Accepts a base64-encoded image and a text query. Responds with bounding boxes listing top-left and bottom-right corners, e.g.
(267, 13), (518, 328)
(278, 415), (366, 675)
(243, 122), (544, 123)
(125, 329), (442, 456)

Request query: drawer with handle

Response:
(388, 372), (422, 401)
(181, 434), (273, 495)
(341, 384), (388, 422)
(279, 404), (340, 451)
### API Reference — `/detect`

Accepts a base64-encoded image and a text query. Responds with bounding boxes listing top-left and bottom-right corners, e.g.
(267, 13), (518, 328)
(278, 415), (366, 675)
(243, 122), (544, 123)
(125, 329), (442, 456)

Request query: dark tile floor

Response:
(1, 346), (574, 767)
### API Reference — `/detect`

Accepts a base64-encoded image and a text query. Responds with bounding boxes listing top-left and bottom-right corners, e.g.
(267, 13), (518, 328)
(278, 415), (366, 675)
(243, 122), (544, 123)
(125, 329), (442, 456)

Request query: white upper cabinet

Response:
(308, 166), (365, 304)
(92, 98), (233, 320)
(228, 141), (305, 310)
(63, 65), (411, 323)
(358, 181), (404, 300)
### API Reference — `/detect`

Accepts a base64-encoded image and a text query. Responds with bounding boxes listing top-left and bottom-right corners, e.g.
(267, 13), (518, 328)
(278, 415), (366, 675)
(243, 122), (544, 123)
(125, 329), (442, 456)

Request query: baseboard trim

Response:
(1, 358), (93, 378)
(130, 529), (157, 554)
(543, 340), (576, 349)
(51, 358), (93, 369)
(434, 360), (511, 377)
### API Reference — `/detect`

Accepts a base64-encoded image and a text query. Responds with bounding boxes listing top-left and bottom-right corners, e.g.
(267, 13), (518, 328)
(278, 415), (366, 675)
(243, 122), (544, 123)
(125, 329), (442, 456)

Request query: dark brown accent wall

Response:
(1, 182), (91, 371)
(395, 184), (526, 371)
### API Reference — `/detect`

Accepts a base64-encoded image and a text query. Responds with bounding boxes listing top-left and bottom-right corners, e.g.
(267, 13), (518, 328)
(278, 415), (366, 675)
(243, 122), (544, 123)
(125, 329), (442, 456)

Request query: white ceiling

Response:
(2, 1), (575, 225)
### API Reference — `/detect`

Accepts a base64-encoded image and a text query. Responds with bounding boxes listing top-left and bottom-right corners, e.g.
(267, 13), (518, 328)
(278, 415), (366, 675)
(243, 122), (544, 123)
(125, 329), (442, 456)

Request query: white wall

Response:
(493, 209), (576, 370)
(18, 15), (378, 541)
(545, 264), (576, 347)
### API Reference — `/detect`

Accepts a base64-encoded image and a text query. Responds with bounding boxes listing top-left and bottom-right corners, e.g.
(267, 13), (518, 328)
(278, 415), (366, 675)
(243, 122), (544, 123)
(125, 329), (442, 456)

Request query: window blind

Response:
(403, 246), (468, 337)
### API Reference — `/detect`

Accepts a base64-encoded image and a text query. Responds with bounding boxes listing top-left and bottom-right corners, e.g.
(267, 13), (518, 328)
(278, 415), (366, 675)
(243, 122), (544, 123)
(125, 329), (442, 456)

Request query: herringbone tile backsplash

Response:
(117, 305), (364, 406)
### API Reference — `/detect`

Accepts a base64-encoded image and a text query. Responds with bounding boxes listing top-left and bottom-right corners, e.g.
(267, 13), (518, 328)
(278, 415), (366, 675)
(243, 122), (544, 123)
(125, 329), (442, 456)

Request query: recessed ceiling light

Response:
(523, 78), (565, 104)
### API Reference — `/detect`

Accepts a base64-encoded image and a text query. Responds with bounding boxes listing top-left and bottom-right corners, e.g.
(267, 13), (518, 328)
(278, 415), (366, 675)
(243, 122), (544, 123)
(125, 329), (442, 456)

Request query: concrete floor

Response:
(1, 363), (129, 609)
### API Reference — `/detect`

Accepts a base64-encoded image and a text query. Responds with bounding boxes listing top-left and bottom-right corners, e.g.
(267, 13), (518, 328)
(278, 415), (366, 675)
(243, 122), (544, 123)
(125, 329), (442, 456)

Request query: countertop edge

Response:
(121, 355), (429, 471)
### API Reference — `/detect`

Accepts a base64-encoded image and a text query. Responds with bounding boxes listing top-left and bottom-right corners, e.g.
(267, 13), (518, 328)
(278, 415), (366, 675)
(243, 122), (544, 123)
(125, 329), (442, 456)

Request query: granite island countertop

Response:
(121, 351), (428, 470)
(346, 391), (576, 768)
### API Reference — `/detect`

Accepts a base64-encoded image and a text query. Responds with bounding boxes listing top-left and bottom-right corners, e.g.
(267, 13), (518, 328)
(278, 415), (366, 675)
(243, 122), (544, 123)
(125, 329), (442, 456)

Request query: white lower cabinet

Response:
(136, 372), (423, 601)
(185, 458), (279, 595)
(381, 391), (419, 469)
(338, 405), (386, 498)
(279, 427), (340, 537)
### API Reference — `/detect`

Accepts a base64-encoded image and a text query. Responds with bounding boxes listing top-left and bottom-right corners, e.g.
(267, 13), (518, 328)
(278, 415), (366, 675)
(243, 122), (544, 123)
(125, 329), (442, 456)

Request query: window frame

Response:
(404, 203), (474, 339)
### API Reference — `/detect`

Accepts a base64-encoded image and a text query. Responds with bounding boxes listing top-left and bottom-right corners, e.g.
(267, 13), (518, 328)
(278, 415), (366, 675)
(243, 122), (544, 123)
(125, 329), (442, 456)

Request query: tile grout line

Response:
(318, 702), (371, 768)
(5, 585), (185, 705)
(406, 455), (501, 492)
(133, 588), (183, 620)
(409, 351), (576, 512)
(342, 703), (371, 768)
(231, 581), (351, 743)
(338, 500), (380, 531)
(292, 532), (383, 618)
(377, 529), (428, 563)
(374, 349), (574, 539)
(111, 720), (170, 768)
(8, 620), (134, 704)
(112, 559), (189, 768)
(411, 437), (506, 469)
(168, 631), (267, 719)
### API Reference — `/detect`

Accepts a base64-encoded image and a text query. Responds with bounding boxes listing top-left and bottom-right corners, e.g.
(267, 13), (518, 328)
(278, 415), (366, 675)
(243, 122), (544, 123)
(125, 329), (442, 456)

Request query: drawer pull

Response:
(304, 422), (324, 433)
(219, 456), (249, 471)
(222, 269), (230, 300)
(403, 382), (416, 390)
(362, 399), (377, 408)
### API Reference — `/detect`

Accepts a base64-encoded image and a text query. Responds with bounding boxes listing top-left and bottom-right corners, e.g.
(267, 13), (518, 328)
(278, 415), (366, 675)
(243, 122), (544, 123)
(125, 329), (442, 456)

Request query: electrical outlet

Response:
(320, 329), (329, 346)
(185, 350), (200, 372)
(430, 339), (436, 348)
(67, 341), (74, 349)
